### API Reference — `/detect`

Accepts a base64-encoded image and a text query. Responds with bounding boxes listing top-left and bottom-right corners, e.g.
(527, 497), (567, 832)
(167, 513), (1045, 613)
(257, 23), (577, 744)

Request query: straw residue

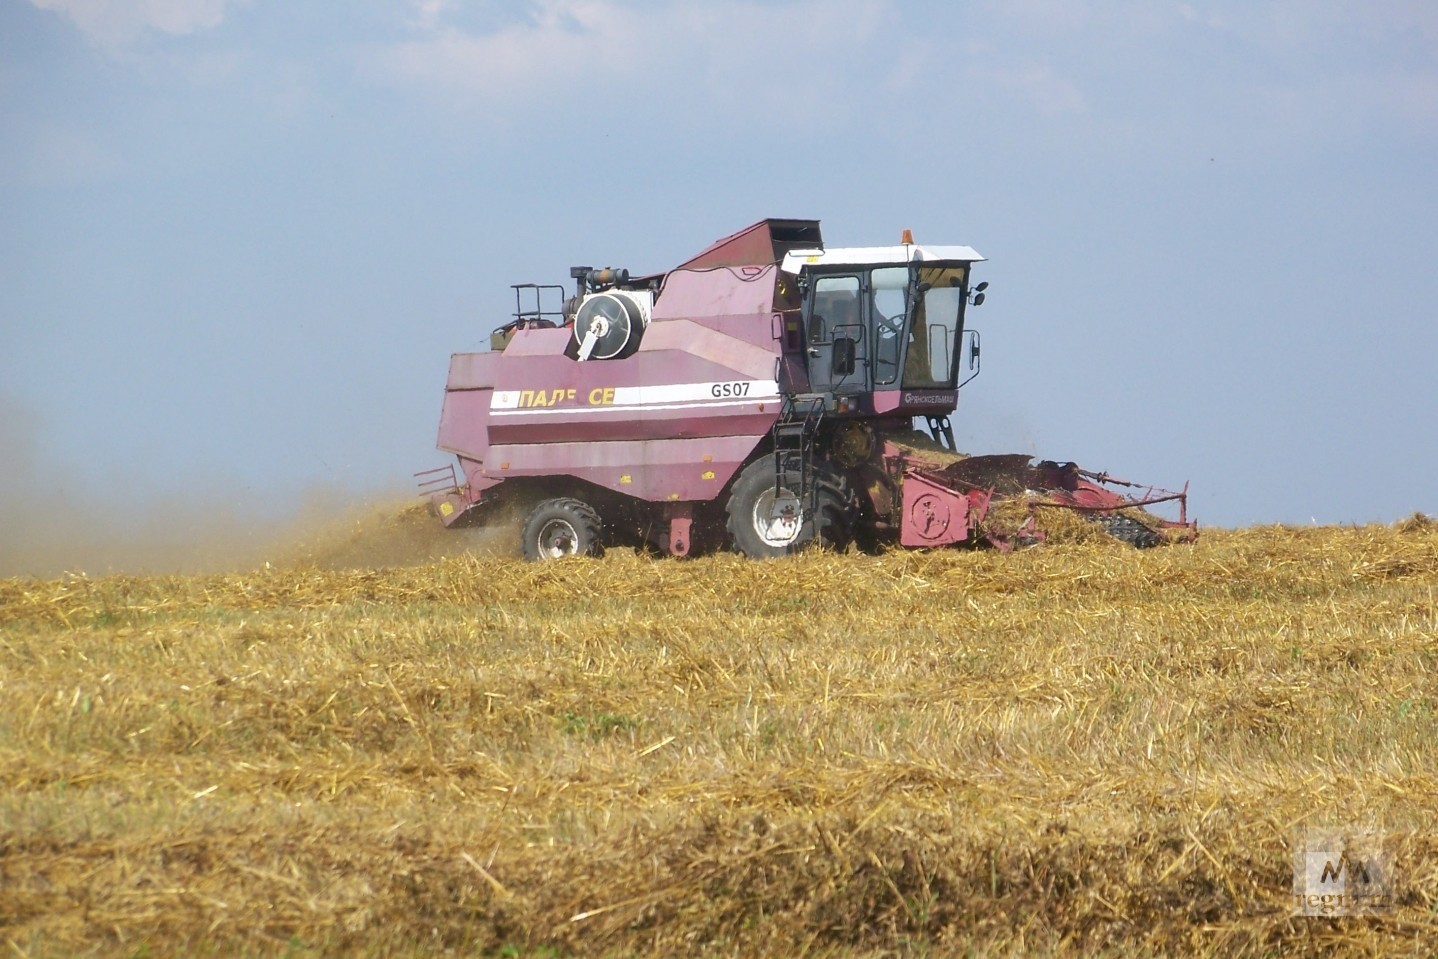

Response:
(2, 520), (1436, 957)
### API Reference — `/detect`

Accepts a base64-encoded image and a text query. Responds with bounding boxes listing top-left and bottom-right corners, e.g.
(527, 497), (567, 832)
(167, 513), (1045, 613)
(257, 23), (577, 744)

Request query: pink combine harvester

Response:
(419, 219), (1195, 560)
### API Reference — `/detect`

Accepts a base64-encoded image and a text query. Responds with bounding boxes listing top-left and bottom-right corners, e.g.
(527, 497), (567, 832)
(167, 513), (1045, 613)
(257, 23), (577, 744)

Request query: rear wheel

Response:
(725, 457), (851, 559)
(521, 497), (604, 560)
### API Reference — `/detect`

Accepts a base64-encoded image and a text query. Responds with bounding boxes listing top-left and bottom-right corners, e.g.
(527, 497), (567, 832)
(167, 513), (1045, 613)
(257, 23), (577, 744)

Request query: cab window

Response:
(870, 266), (908, 385)
(810, 275), (861, 343)
(903, 266), (967, 389)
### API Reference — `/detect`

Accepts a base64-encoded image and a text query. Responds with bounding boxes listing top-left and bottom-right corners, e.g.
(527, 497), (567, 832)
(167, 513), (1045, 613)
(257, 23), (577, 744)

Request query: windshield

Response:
(902, 265), (968, 389)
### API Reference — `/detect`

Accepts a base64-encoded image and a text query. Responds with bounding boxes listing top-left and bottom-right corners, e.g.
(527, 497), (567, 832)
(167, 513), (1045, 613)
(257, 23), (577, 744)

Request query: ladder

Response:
(772, 394), (827, 516)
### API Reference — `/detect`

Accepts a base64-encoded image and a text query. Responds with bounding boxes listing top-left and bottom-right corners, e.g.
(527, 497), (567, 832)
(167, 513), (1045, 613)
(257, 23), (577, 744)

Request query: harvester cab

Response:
(782, 239), (984, 449)
(421, 218), (1196, 560)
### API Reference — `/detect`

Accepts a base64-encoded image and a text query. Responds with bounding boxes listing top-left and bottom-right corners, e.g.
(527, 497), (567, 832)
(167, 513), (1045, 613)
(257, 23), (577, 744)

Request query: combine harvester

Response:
(420, 219), (1195, 559)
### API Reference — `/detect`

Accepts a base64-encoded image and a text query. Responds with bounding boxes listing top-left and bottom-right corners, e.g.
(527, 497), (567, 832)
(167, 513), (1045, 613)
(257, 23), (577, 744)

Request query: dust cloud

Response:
(0, 486), (514, 579)
(0, 394), (510, 579)
(268, 496), (520, 571)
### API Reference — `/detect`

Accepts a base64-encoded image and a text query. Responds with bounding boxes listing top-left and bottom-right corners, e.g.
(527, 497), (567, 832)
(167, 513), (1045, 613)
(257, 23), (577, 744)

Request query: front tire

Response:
(725, 457), (851, 559)
(521, 497), (605, 560)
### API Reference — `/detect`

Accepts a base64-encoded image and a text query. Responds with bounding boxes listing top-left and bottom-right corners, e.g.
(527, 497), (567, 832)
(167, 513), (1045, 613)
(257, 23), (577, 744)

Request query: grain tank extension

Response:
(421, 219), (1196, 559)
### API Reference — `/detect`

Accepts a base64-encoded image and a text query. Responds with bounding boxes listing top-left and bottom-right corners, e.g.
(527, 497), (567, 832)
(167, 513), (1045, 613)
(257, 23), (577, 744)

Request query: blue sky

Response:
(2, 0), (1436, 572)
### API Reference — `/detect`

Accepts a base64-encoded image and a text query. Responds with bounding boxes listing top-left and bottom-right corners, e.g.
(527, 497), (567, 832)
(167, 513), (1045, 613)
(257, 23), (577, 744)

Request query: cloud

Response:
(408, 0), (455, 32)
(370, 0), (890, 121)
(380, 1), (640, 103)
(1213, 1), (1438, 137)
(956, 0), (1438, 158)
(27, 0), (245, 47)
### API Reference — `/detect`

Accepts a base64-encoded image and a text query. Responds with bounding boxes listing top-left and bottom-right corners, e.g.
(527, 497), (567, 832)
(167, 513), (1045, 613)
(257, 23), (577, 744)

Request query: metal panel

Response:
(651, 266), (778, 319)
(446, 351), (500, 390)
(489, 434), (763, 503)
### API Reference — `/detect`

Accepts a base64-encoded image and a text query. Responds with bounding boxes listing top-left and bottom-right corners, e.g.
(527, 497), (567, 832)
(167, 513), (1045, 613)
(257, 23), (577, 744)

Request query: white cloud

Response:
(1207, 1), (1438, 137)
(371, 0), (891, 121)
(409, 0), (456, 32)
(381, 1), (638, 101)
(960, 0), (1438, 153)
(28, 0), (245, 47)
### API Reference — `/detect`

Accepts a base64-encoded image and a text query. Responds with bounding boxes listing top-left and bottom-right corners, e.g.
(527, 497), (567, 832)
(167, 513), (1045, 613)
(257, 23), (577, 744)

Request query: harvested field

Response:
(2, 514), (1437, 957)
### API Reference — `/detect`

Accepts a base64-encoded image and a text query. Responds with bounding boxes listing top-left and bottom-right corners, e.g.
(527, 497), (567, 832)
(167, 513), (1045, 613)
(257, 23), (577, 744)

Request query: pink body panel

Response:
(651, 267), (779, 320)
(641, 318), (779, 373)
(446, 351), (502, 389)
(489, 434), (764, 502)
(438, 389), (493, 459)
(437, 311), (784, 503)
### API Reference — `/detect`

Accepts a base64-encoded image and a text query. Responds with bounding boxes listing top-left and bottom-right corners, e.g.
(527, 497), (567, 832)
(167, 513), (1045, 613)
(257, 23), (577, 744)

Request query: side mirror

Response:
(971, 291), (985, 307)
(831, 336), (857, 377)
(959, 329), (981, 388)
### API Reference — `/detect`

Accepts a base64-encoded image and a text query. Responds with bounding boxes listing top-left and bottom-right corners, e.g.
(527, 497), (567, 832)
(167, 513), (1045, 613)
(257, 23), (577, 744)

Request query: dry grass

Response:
(2, 512), (1437, 957)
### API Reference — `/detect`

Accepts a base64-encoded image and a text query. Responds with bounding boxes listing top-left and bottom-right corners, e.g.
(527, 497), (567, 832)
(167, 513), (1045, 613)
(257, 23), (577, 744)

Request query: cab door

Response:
(869, 265), (910, 388)
(804, 273), (869, 396)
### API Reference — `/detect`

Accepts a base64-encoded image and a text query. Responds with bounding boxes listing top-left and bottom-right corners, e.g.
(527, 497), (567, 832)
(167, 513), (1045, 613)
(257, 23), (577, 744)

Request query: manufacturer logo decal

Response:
(901, 391), (957, 407)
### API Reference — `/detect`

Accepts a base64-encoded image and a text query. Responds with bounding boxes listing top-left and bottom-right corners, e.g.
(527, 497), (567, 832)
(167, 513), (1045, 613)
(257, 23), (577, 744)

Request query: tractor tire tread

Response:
(521, 497), (605, 561)
(1094, 513), (1163, 549)
(725, 457), (852, 559)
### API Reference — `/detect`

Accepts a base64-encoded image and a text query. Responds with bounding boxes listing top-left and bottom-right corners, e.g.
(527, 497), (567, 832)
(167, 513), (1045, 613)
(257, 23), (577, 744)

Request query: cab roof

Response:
(780, 244), (984, 273)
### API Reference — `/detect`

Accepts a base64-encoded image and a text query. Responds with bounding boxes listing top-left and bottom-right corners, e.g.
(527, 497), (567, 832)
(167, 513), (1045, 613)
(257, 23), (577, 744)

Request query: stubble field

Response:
(2, 512), (1437, 957)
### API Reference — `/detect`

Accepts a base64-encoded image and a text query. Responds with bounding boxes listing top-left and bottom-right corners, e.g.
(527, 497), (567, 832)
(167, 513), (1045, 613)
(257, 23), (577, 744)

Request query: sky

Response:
(2, 0), (1436, 573)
